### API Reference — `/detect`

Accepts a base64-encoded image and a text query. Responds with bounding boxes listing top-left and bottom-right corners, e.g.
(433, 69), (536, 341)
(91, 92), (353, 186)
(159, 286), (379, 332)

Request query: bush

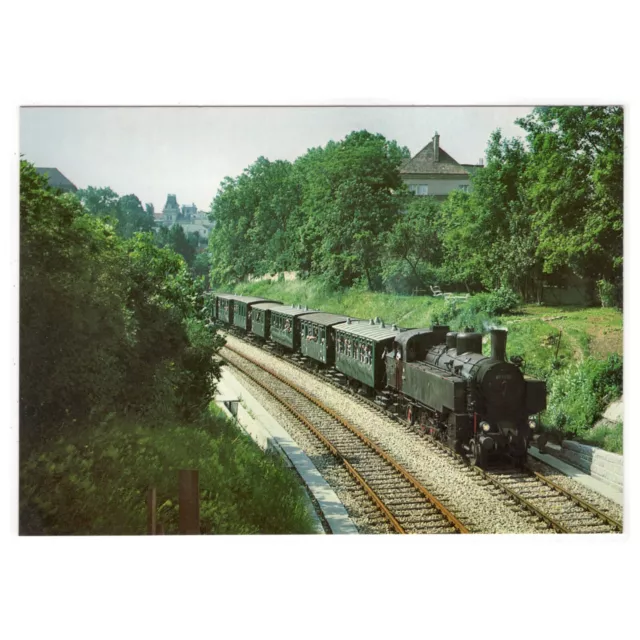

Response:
(467, 287), (521, 316)
(581, 422), (623, 454)
(20, 414), (316, 535)
(597, 279), (621, 308)
(545, 353), (623, 439)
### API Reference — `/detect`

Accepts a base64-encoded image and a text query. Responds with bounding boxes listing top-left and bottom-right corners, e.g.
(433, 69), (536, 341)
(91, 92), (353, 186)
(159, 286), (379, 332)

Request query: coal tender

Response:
(385, 327), (546, 468)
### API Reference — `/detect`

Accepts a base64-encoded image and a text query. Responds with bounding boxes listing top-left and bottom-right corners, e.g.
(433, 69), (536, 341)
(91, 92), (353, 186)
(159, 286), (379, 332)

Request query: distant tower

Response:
(163, 194), (180, 224)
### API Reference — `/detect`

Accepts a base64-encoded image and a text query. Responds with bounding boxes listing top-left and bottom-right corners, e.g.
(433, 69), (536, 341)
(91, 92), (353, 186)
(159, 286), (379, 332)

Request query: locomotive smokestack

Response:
(490, 329), (507, 361)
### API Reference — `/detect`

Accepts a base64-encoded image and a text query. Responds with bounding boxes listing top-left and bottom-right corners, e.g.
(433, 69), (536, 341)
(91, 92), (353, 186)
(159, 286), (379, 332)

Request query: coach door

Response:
(395, 346), (403, 392)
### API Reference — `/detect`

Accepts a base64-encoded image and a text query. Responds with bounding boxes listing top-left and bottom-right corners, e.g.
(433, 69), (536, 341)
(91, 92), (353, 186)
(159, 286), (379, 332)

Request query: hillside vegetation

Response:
(232, 279), (623, 453)
(20, 161), (314, 534)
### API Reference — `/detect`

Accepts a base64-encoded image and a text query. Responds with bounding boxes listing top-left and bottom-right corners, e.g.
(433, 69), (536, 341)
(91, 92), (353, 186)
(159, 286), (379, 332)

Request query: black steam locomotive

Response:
(385, 326), (546, 467)
(211, 293), (546, 468)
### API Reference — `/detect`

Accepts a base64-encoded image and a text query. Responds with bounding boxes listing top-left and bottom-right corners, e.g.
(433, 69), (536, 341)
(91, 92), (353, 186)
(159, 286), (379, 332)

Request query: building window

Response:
(415, 184), (429, 195)
(458, 185), (469, 193)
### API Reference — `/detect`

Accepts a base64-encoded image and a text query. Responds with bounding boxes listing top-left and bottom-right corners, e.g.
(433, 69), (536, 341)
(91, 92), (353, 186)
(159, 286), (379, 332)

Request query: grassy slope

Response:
(20, 408), (317, 535)
(232, 280), (622, 369)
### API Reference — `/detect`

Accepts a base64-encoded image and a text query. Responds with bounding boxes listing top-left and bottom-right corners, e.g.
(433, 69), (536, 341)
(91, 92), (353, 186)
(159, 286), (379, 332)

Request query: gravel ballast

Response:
(223, 335), (550, 534)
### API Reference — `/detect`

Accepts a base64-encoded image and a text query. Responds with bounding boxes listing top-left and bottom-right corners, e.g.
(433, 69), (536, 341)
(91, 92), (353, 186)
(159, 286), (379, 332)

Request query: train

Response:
(210, 293), (546, 468)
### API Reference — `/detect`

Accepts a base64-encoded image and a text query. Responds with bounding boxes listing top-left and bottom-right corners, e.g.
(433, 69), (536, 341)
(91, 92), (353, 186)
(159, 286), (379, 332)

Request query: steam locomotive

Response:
(211, 293), (546, 468)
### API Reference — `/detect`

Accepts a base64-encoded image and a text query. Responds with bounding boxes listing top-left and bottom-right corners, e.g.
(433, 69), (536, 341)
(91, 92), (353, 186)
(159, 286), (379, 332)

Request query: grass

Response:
(581, 422), (623, 454)
(229, 279), (624, 453)
(20, 409), (317, 535)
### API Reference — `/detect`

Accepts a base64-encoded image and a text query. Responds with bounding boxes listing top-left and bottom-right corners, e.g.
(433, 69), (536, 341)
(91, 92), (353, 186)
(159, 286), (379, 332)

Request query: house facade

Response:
(400, 133), (482, 201)
(155, 193), (214, 243)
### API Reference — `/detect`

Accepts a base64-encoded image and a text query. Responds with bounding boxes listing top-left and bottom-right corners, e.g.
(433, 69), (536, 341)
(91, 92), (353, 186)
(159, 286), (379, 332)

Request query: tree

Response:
(516, 107), (623, 293)
(21, 165), (130, 440)
(117, 194), (155, 238)
(383, 196), (443, 293)
(207, 130), (409, 289)
(438, 130), (540, 298)
(21, 160), (224, 442)
(76, 187), (155, 239)
(208, 157), (301, 284)
(296, 130), (410, 288)
(76, 186), (119, 217)
(156, 223), (197, 267)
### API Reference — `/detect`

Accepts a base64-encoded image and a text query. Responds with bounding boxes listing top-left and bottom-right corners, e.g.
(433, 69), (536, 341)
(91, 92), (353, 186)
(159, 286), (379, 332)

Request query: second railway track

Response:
(222, 332), (622, 534)
(221, 344), (469, 534)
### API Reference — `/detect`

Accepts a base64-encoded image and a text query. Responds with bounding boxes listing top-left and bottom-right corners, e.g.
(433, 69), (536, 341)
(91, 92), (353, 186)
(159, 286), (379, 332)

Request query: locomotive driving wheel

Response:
(469, 439), (488, 468)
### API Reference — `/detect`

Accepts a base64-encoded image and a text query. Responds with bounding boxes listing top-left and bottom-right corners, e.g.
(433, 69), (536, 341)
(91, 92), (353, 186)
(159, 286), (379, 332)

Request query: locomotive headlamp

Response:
(480, 421), (491, 432)
(528, 418), (537, 430)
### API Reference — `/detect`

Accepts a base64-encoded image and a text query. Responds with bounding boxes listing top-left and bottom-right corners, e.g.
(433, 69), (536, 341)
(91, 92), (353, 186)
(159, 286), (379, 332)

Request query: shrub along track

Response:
(224, 330), (622, 534)
(221, 345), (469, 534)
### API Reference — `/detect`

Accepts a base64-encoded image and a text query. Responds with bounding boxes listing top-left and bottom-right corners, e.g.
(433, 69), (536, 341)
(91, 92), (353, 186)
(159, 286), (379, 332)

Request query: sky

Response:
(20, 106), (534, 212)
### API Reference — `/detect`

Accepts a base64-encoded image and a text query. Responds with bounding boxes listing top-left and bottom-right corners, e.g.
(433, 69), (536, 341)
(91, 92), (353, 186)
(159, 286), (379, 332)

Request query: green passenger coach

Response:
(232, 296), (281, 332)
(215, 294), (238, 324)
(251, 302), (285, 340)
(334, 319), (403, 390)
(270, 306), (319, 351)
(299, 313), (349, 366)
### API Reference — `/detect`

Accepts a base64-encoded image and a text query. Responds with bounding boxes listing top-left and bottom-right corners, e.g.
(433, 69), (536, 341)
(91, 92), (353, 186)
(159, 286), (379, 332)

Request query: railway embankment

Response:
(214, 365), (356, 534)
(544, 441), (623, 495)
(231, 279), (623, 455)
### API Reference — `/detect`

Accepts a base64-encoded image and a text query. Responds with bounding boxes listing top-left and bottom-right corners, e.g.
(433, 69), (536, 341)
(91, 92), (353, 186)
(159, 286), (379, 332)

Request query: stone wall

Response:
(555, 440), (623, 491)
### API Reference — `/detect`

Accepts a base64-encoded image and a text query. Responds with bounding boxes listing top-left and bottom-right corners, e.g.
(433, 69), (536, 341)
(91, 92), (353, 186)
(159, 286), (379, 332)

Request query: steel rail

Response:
(530, 469), (622, 532)
(471, 466), (569, 533)
(222, 349), (405, 533)
(222, 344), (469, 534)
(222, 331), (621, 534)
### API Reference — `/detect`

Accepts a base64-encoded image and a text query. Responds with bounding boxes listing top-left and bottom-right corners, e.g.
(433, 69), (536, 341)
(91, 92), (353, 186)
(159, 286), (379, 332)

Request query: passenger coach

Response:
(299, 312), (349, 366)
(270, 305), (319, 352)
(335, 318), (403, 390)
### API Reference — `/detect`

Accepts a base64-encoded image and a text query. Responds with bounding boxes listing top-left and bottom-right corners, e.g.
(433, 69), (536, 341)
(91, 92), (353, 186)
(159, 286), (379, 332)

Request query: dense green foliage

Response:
(383, 195), (443, 293)
(21, 161), (315, 534)
(208, 131), (409, 288)
(20, 413), (316, 535)
(21, 161), (223, 442)
(154, 222), (201, 268)
(517, 107), (623, 298)
(208, 107), (623, 309)
(76, 186), (156, 238)
(545, 354), (623, 451)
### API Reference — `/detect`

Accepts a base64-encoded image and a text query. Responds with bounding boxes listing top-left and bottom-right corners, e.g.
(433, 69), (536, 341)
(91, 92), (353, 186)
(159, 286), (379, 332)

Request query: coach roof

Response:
(334, 320), (402, 340)
(299, 312), (351, 326)
(231, 295), (278, 304)
(252, 302), (286, 311)
(272, 305), (320, 318)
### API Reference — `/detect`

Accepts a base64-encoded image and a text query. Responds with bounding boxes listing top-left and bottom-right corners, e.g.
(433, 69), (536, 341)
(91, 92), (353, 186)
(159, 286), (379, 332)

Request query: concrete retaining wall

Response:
(556, 440), (623, 491)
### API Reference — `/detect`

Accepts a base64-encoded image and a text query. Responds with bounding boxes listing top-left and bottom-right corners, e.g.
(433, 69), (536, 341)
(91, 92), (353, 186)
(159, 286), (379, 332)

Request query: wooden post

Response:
(178, 470), (200, 534)
(147, 486), (157, 535)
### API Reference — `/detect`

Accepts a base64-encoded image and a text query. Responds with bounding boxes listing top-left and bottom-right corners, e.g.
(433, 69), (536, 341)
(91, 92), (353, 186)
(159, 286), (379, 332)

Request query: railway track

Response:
(221, 345), (469, 534)
(222, 331), (622, 534)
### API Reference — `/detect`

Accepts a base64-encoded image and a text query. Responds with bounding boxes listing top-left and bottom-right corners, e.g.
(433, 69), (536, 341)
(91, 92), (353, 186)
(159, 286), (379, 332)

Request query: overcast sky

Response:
(20, 106), (534, 212)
